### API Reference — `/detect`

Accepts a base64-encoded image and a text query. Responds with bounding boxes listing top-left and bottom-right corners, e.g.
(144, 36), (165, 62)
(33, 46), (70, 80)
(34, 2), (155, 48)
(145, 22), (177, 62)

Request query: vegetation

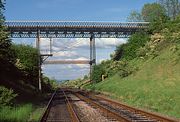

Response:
(0, 104), (43, 122)
(85, 43), (180, 118)
(81, 2), (180, 118)
(0, 86), (17, 106)
(0, 1), (56, 121)
(158, 0), (180, 19)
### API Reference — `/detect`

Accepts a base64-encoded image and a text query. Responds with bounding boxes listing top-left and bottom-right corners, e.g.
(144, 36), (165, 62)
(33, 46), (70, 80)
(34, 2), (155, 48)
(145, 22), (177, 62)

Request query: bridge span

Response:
(5, 21), (149, 38)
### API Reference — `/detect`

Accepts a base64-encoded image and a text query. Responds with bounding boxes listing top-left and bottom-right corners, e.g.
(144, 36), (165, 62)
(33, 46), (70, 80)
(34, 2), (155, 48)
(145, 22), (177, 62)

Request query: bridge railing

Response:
(5, 21), (149, 28)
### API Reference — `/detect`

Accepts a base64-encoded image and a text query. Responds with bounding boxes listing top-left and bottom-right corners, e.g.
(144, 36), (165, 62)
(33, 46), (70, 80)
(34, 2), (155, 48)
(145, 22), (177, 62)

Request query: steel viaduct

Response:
(5, 21), (149, 90)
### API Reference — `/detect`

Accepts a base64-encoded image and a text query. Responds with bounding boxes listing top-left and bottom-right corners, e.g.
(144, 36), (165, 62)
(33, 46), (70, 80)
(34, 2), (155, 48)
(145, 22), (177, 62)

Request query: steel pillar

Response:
(37, 30), (42, 91)
(92, 35), (96, 65)
(90, 34), (96, 82)
(50, 37), (52, 54)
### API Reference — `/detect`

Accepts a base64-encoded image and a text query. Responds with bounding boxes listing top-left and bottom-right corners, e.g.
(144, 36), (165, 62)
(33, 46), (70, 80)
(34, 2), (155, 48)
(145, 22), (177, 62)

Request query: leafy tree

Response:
(112, 45), (123, 61)
(83, 75), (88, 80)
(141, 3), (166, 22)
(0, 0), (16, 68)
(127, 10), (143, 22)
(92, 64), (106, 82)
(113, 32), (150, 60)
(12, 44), (38, 72)
(0, 86), (17, 106)
(11, 44), (39, 86)
(141, 3), (169, 32)
(158, 0), (180, 19)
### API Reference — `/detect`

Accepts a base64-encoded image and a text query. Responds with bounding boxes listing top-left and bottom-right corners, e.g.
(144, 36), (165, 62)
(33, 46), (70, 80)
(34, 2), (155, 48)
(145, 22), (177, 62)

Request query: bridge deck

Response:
(5, 21), (149, 38)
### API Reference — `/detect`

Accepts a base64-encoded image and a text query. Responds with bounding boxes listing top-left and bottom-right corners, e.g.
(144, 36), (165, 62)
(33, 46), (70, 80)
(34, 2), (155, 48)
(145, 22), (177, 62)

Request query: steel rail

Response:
(62, 89), (80, 122)
(80, 91), (178, 122)
(93, 95), (178, 122)
(75, 93), (129, 122)
(40, 90), (57, 122)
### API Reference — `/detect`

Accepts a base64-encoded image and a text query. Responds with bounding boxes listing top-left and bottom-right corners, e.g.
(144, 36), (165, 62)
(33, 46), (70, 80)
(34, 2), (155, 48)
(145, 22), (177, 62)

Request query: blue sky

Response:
(5, 0), (155, 81)
(5, 0), (155, 21)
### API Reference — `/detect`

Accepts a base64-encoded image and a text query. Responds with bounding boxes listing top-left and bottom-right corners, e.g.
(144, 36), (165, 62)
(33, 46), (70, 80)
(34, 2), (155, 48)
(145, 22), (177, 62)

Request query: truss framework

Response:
(5, 21), (149, 38)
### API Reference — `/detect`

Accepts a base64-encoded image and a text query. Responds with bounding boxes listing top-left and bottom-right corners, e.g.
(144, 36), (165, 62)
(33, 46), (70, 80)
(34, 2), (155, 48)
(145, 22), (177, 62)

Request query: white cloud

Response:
(39, 37), (127, 81)
(40, 38), (127, 51)
(53, 51), (78, 57)
(96, 38), (127, 48)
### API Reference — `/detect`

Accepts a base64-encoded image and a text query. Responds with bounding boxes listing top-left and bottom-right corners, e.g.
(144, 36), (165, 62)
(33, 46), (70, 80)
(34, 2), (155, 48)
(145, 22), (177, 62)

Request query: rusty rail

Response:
(40, 90), (57, 122)
(79, 90), (179, 122)
(75, 93), (129, 122)
(40, 89), (80, 122)
(94, 95), (178, 122)
(62, 89), (80, 122)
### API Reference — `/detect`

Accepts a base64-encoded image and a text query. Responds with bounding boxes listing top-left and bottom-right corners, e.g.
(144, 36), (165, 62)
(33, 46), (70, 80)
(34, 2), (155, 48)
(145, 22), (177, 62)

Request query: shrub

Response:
(0, 86), (17, 107)
(113, 32), (150, 61)
(92, 64), (106, 82)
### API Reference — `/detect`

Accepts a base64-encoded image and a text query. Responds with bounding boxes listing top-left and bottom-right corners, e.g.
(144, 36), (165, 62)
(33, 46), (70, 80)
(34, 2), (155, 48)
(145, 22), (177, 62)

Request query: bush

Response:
(92, 64), (106, 82)
(113, 32), (150, 61)
(12, 44), (38, 73)
(118, 65), (134, 78)
(11, 44), (39, 87)
(0, 86), (17, 107)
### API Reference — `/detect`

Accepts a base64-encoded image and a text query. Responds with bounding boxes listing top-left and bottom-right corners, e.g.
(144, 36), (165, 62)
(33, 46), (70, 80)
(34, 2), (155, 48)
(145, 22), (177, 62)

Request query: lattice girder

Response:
(5, 21), (149, 38)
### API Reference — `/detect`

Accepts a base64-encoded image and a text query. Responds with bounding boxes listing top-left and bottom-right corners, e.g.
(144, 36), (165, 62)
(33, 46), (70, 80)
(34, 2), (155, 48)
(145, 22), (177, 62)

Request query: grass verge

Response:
(0, 104), (44, 122)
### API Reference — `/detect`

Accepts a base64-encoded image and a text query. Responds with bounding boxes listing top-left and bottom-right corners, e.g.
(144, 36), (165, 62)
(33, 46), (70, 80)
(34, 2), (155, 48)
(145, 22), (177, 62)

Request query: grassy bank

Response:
(85, 44), (180, 118)
(0, 104), (44, 122)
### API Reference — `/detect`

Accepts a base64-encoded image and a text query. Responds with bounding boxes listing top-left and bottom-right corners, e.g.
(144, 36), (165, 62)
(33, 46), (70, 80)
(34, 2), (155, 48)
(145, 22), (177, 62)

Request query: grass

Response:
(0, 104), (43, 122)
(0, 104), (33, 122)
(84, 44), (180, 118)
(29, 105), (45, 122)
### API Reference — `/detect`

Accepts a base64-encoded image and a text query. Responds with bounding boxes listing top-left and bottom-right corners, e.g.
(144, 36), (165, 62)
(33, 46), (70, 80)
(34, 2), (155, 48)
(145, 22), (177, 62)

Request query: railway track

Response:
(75, 90), (178, 122)
(40, 89), (80, 122)
(40, 88), (178, 122)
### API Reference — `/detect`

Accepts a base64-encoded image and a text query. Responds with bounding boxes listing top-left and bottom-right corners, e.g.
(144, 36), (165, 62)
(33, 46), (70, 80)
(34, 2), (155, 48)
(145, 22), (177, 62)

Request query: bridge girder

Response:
(5, 21), (149, 38)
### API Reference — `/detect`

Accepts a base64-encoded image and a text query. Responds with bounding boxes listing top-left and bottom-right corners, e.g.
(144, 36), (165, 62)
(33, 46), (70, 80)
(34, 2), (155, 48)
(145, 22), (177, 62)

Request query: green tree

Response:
(12, 44), (38, 72)
(92, 64), (105, 82)
(0, 0), (16, 68)
(141, 3), (166, 22)
(127, 10), (143, 22)
(12, 44), (39, 86)
(0, 86), (17, 106)
(113, 32), (150, 60)
(158, 0), (180, 19)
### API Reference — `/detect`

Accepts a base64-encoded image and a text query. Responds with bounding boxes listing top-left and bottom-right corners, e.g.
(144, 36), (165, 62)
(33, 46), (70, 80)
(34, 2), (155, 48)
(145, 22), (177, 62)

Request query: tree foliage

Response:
(127, 10), (143, 22)
(0, 0), (16, 66)
(11, 44), (39, 85)
(12, 44), (38, 72)
(158, 0), (180, 19)
(113, 32), (150, 60)
(141, 3), (166, 22)
(0, 86), (17, 106)
(92, 64), (106, 82)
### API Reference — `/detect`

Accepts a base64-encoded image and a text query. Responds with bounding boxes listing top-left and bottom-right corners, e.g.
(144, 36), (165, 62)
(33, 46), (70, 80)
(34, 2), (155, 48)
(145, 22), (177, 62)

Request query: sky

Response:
(4, 0), (155, 81)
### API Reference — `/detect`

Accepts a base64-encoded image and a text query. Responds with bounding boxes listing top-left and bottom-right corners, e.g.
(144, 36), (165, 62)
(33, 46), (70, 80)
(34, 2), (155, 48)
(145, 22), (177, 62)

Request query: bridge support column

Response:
(37, 30), (42, 91)
(90, 34), (96, 82)
(50, 37), (52, 54)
